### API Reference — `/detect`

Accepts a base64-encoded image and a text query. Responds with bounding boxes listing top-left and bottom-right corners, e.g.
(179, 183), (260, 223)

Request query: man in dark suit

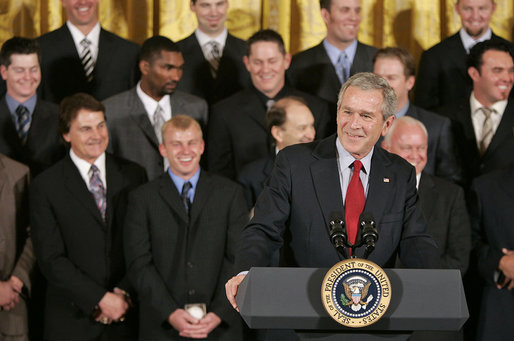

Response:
(440, 40), (514, 191)
(373, 47), (462, 184)
(382, 116), (471, 274)
(36, 0), (140, 104)
(288, 0), (377, 108)
(30, 93), (147, 341)
(0, 153), (33, 341)
(0, 37), (64, 177)
(470, 166), (514, 340)
(226, 73), (440, 309)
(237, 96), (315, 209)
(208, 29), (331, 180)
(104, 36), (208, 181)
(415, 0), (512, 111)
(177, 0), (250, 105)
(124, 115), (248, 340)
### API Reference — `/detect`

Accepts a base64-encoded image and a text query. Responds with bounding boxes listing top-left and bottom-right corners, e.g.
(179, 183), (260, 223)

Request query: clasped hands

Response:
(94, 287), (132, 325)
(0, 276), (24, 311)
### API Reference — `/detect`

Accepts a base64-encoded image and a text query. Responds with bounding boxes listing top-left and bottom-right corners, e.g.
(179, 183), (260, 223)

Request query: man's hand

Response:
(169, 309), (222, 339)
(225, 274), (246, 312)
(97, 291), (128, 322)
(498, 248), (514, 289)
(0, 280), (19, 310)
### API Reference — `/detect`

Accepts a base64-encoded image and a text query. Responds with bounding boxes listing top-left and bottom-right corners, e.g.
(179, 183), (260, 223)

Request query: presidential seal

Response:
(321, 258), (391, 328)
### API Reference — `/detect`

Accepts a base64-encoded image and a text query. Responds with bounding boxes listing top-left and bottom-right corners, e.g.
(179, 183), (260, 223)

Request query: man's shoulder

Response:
(35, 98), (59, 113)
(212, 88), (254, 110)
(409, 104), (450, 125)
(226, 32), (247, 48)
(356, 41), (378, 54)
(103, 88), (138, 108)
(173, 90), (207, 105)
(292, 41), (325, 63)
(423, 32), (461, 55)
(99, 28), (140, 52)
(177, 33), (197, 49)
(423, 173), (463, 195)
(37, 25), (68, 44)
(0, 154), (29, 180)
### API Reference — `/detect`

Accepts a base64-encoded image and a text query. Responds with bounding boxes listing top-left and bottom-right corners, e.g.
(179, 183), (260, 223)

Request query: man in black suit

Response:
(470, 166), (514, 340)
(208, 29), (331, 180)
(373, 47), (462, 184)
(37, 0), (140, 103)
(440, 40), (514, 191)
(415, 0), (512, 111)
(104, 36), (208, 181)
(237, 96), (315, 209)
(382, 116), (471, 274)
(288, 0), (377, 108)
(30, 93), (147, 341)
(0, 37), (64, 177)
(125, 115), (248, 340)
(226, 73), (440, 310)
(177, 0), (250, 105)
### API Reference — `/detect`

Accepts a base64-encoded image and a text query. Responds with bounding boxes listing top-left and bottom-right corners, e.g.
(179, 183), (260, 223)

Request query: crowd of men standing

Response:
(0, 0), (513, 340)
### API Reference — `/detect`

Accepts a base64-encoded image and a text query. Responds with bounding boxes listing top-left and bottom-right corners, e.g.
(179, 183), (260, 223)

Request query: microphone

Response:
(359, 212), (378, 259)
(329, 211), (349, 259)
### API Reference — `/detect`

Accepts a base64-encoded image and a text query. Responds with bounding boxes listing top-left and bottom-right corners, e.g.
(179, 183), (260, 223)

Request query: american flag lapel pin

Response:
(383, 178), (390, 183)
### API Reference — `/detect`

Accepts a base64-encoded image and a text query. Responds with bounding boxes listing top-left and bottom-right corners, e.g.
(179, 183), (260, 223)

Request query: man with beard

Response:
(104, 36), (207, 180)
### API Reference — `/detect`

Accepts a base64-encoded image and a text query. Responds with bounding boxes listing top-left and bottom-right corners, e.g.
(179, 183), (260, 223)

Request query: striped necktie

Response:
(206, 41), (221, 78)
(80, 38), (94, 82)
(89, 165), (106, 220)
(15, 105), (31, 145)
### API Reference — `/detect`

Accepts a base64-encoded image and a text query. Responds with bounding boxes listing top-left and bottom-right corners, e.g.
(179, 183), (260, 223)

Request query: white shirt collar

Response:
(66, 21), (101, 61)
(195, 27), (228, 50)
(459, 27), (492, 54)
(69, 148), (107, 190)
(136, 81), (172, 123)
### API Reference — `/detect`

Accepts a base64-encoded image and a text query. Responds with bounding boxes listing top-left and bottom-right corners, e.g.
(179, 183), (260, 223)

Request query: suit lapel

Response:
(245, 89), (267, 130)
(484, 101), (514, 158)
(447, 33), (468, 80)
(314, 43), (341, 92)
(456, 100), (480, 158)
(94, 29), (114, 80)
(189, 171), (210, 228)
(365, 148), (394, 225)
(310, 136), (344, 232)
(105, 154), (123, 229)
(0, 98), (23, 152)
(62, 156), (105, 226)
(418, 173), (436, 222)
(158, 174), (189, 224)
(128, 88), (160, 148)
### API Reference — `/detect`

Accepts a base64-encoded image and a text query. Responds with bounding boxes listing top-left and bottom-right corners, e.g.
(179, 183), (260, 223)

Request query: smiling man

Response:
(415, 0), (513, 111)
(177, 0), (250, 105)
(288, 0), (377, 108)
(225, 73), (440, 322)
(36, 0), (140, 104)
(207, 29), (331, 180)
(124, 115), (248, 340)
(104, 36), (207, 180)
(30, 93), (147, 341)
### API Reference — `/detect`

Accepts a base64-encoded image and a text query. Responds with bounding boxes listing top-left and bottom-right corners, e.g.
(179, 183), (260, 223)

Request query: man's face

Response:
(141, 51), (184, 101)
(0, 53), (41, 102)
(383, 122), (427, 175)
(321, 0), (361, 47)
(63, 109), (108, 164)
(61, 0), (99, 28)
(373, 57), (414, 111)
(243, 41), (291, 99)
(190, 0), (228, 37)
(469, 49), (514, 108)
(159, 124), (205, 180)
(337, 86), (394, 159)
(274, 103), (316, 150)
(455, 0), (496, 39)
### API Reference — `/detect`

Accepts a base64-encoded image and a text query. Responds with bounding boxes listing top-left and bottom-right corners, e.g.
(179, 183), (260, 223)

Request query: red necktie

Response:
(346, 160), (365, 249)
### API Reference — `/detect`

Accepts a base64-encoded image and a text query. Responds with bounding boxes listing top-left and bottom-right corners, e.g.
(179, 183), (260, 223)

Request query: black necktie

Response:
(15, 105), (31, 145)
(181, 182), (192, 214)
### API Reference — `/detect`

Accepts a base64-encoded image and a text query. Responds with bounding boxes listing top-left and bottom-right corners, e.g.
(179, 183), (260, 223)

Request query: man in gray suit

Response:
(104, 36), (208, 180)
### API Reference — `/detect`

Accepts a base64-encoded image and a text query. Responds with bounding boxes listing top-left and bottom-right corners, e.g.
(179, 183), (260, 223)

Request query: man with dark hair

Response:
(125, 115), (247, 340)
(373, 47), (462, 184)
(177, 0), (250, 105)
(288, 0), (377, 108)
(30, 93), (147, 341)
(440, 40), (514, 190)
(237, 96), (315, 209)
(415, 0), (512, 111)
(104, 36), (208, 180)
(0, 37), (64, 176)
(208, 29), (331, 180)
(226, 73), (439, 316)
(36, 0), (140, 103)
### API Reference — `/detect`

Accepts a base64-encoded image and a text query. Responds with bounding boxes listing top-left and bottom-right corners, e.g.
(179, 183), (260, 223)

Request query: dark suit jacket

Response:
(237, 154), (275, 209)
(405, 103), (462, 184)
(0, 96), (64, 176)
(124, 171), (248, 340)
(104, 87), (208, 180)
(30, 154), (147, 340)
(470, 167), (514, 340)
(414, 31), (512, 111)
(37, 24), (140, 103)
(287, 41), (377, 107)
(418, 173), (470, 273)
(441, 98), (514, 190)
(235, 135), (440, 271)
(0, 154), (33, 337)
(207, 86), (332, 179)
(177, 32), (250, 106)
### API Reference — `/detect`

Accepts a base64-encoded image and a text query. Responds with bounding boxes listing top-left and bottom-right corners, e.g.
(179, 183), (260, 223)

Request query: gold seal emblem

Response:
(321, 258), (391, 328)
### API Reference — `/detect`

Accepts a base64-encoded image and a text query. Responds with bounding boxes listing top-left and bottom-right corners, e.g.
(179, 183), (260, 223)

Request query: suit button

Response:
(188, 289), (195, 295)
(187, 261), (194, 268)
